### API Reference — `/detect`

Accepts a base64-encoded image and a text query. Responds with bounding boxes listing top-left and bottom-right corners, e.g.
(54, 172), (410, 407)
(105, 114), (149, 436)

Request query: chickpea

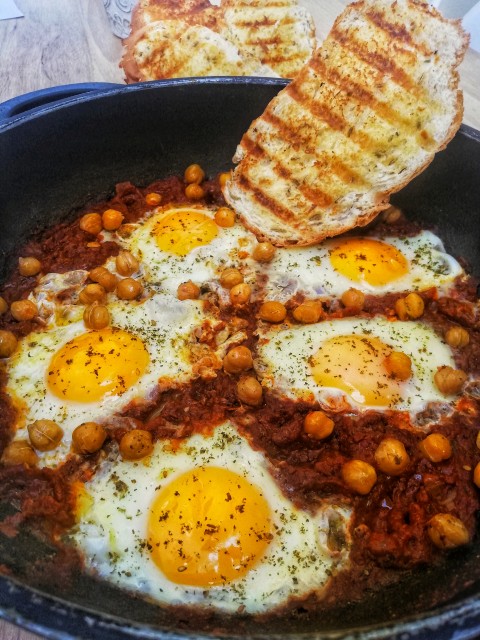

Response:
(116, 278), (143, 301)
(220, 267), (244, 289)
(304, 411), (334, 440)
(384, 351), (412, 381)
(1, 440), (38, 467)
(89, 266), (118, 292)
(395, 292), (424, 320)
(78, 283), (106, 305)
(219, 171), (232, 188)
(237, 376), (263, 406)
(374, 438), (410, 476)
(0, 330), (17, 358)
(145, 192), (162, 206)
(445, 326), (470, 349)
(72, 422), (107, 454)
(28, 419), (64, 452)
(18, 257), (42, 277)
(341, 288), (365, 310)
(79, 212), (102, 235)
(434, 365), (467, 396)
(83, 302), (110, 330)
(258, 301), (287, 323)
(252, 242), (276, 263)
(185, 184), (205, 201)
(382, 205), (402, 224)
(473, 462), (480, 488)
(10, 299), (37, 321)
(119, 429), (153, 461)
(230, 282), (251, 306)
(184, 163), (205, 185)
(342, 459), (377, 495)
(215, 207), (235, 228)
(102, 208), (124, 231)
(427, 513), (469, 549)
(177, 280), (200, 301)
(116, 250), (139, 277)
(223, 346), (253, 374)
(419, 433), (452, 463)
(0, 297), (8, 314)
(293, 300), (323, 324)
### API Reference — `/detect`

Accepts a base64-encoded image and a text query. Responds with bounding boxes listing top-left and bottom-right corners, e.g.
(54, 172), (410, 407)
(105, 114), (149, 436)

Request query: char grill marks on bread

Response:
(224, 0), (469, 246)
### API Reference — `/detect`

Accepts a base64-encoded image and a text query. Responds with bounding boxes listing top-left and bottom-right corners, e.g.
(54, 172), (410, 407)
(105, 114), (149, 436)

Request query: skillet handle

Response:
(0, 83), (123, 124)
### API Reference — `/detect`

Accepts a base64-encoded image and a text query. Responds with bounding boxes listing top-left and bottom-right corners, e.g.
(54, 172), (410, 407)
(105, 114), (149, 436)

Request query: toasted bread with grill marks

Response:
(224, 0), (469, 246)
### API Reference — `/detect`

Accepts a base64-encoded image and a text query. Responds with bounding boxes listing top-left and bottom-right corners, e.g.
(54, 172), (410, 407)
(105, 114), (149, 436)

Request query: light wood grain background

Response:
(0, 2), (479, 639)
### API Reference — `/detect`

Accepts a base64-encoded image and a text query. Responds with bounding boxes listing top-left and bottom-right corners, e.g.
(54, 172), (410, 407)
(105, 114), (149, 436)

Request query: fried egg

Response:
(7, 292), (206, 467)
(72, 421), (351, 614)
(256, 316), (458, 414)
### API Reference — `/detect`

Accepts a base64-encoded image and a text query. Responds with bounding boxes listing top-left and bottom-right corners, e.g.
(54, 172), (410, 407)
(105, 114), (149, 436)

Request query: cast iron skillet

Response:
(0, 78), (480, 640)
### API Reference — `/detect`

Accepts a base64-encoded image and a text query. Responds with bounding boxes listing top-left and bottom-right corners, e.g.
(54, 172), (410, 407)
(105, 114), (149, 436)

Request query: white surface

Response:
(0, 0), (23, 20)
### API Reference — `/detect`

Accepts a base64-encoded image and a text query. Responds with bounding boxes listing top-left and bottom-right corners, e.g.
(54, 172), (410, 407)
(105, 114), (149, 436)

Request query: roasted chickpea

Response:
(0, 330), (17, 358)
(185, 184), (205, 201)
(374, 438), (410, 476)
(427, 513), (469, 549)
(119, 429), (153, 461)
(230, 282), (251, 306)
(102, 208), (124, 231)
(215, 207), (235, 228)
(89, 266), (118, 292)
(79, 212), (102, 235)
(27, 419), (64, 452)
(223, 346), (253, 374)
(184, 163), (205, 185)
(445, 326), (470, 349)
(341, 288), (365, 310)
(83, 302), (110, 330)
(1, 440), (38, 467)
(419, 433), (452, 463)
(237, 376), (263, 406)
(116, 278), (143, 300)
(293, 300), (323, 324)
(342, 460), (377, 495)
(18, 256), (42, 277)
(434, 365), (467, 396)
(0, 297), (8, 314)
(258, 301), (287, 323)
(78, 283), (106, 305)
(395, 292), (424, 320)
(382, 205), (402, 224)
(473, 462), (480, 488)
(252, 242), (276, 263)
(220, 267), (244, 289)
(145, 192), (162, 206)
(116, 250), (139, 277)
(10, 299), (37, 321)
(72, 422), (107, 454)
(304, 411), (334, 440)
(219, 171), (232, 188)
(177, 280), (200, 301)
(384, 351), (412, 381)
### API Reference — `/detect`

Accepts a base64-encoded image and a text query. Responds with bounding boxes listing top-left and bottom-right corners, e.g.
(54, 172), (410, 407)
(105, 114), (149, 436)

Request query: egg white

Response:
(71, 421), (351, 614)
(7, 291), (206, 468)
(256, 316), (458, 415)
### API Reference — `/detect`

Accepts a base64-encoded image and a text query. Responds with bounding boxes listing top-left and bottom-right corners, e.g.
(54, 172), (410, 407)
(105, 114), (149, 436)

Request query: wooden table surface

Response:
(0, 1), (479, 639)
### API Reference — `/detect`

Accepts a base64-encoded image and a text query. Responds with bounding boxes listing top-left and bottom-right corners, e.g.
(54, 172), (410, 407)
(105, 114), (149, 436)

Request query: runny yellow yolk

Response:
(310, 334), (403, 407)
(148, 466), (273, 587)
(329, 238), (408, 286)
(47, 327), (149, 402)
(154, 209), (218, 256)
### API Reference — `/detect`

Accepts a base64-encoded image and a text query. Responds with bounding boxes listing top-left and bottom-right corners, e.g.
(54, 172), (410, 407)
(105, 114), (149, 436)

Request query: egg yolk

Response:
(154, 209), (218, 256)
(148, 466), (273, 587)
(329, 238), (408, 286)
(310, 334), (403, 407)
(47, 327), (149, 402)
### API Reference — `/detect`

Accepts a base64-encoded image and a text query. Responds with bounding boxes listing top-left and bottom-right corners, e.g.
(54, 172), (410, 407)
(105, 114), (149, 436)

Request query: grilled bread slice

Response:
(224, 0), (469, 246)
